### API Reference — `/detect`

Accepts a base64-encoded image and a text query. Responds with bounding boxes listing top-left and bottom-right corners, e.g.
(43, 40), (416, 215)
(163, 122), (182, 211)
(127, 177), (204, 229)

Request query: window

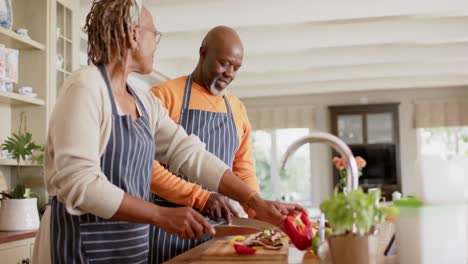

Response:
(419, 126), (468, 157)
(251, 130), (272, 199)
(252, 128), (312, 202)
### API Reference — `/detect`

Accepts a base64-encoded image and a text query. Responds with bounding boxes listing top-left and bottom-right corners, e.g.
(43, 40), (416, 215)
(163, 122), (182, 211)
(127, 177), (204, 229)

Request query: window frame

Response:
(252, 128), (314, 202)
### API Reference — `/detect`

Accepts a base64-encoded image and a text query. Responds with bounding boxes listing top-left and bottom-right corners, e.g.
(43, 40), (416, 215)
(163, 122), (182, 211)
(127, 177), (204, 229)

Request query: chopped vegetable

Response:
(229, 236), (245, 246)
(234, 243), (256, 255)
(312, 236), (321, 254)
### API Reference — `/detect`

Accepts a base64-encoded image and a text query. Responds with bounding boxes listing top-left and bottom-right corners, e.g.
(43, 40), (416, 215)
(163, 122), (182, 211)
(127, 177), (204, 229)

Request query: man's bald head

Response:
(193, 26), (244, 96)
(201, 26), (244, 54)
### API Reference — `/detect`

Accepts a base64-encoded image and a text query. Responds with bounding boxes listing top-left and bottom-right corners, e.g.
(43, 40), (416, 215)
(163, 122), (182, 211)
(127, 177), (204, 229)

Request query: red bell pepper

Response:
(283, 211), (314, 250)
(233, 243), (257, 255)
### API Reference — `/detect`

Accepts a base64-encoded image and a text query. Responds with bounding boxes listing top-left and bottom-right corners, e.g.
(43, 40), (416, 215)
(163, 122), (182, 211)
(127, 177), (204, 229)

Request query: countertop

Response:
(167, 222), (397, 264)
(0, 230), (37, 244)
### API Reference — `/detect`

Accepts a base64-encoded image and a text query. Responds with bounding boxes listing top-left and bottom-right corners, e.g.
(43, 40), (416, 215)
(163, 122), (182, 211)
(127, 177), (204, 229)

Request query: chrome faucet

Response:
(280, 132), (359, 193)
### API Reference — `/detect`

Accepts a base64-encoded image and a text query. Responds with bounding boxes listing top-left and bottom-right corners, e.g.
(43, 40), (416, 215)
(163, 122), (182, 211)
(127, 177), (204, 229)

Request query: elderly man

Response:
(34, 0), (300, 260)
(148, 26), (280, 263)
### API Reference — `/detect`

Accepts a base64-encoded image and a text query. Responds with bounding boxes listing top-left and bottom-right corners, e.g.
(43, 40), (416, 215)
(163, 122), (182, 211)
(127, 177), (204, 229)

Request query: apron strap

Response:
(223, 95), (233, 115)
(97, 64), (119, 115)
(127, 85), (149, 118)
(181, 74), (234, 116)
(180, 75), (193, 117)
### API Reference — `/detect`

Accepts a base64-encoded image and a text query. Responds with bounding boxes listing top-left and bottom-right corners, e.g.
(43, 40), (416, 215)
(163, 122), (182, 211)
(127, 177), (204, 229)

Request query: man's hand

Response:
(154, 206), (215, 239)
(272, 201), (304, 216)
(247, 194), (304, 227)
(202, 192), (239, 224)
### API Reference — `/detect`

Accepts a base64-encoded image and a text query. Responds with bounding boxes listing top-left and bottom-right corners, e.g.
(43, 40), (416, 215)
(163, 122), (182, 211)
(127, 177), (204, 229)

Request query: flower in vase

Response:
(332, 156), (366, 191)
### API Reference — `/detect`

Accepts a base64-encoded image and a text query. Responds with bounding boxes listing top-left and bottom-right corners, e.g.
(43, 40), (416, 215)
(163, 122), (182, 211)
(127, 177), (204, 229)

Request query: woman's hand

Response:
(153, 206), (215, 239)
(111, 193), (215, 240)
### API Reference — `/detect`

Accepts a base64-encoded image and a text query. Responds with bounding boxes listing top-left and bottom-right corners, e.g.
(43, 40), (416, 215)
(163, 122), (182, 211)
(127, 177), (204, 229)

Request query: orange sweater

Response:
(150, 76), (259, 215)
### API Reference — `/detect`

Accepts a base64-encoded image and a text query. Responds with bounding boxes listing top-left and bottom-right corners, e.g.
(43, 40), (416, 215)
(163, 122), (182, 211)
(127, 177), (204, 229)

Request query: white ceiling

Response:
(80, 0), (468, 98)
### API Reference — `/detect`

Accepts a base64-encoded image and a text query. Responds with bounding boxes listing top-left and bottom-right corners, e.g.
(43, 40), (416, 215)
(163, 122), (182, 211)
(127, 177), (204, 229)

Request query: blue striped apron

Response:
(50, 64), (155, 264)
(149, 75), (239, 264)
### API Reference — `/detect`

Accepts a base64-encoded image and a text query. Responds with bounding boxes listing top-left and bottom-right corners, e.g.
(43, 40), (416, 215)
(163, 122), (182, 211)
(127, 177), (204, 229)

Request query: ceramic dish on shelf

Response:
(21, 92), (37, 98)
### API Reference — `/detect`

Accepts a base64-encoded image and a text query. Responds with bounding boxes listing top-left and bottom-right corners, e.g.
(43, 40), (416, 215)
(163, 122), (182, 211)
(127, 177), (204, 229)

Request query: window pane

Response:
(252, 130), (273, 199)
(337, 115), (363, 144)
(276, 128), (311, 203)
(420, 127), (468, 157)
(367, 113), (393, 144)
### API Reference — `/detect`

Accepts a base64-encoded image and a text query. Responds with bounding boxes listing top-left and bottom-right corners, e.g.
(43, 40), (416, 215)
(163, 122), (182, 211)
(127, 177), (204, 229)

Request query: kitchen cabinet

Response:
(49, 0), (80, 107)
(329, 103), (401, 200)
(0, 231), (36, 264)
(0, 0), (79, 204)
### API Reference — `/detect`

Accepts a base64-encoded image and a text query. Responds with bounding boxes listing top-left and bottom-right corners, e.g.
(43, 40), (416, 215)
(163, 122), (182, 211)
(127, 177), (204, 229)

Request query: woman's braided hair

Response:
(84, 0), (140, 65)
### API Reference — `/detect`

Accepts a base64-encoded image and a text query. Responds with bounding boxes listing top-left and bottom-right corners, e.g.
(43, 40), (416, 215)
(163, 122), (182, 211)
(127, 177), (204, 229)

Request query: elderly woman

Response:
(32, 0), (300, 263)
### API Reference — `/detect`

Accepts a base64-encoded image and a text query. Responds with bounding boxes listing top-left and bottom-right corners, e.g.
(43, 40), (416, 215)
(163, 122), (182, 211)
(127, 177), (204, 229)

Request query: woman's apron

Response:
(149, 75), (239, 263)
(49, 64), (155, 264)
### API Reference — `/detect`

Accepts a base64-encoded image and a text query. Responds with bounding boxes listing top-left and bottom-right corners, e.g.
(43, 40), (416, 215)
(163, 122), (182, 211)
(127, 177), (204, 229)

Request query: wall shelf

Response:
(0, 159), (42, 167)
(56, 68), (71, 75)
(0, 91), (45, 106)
(0, 27), (45, 51)
(58, 34), (72, 43)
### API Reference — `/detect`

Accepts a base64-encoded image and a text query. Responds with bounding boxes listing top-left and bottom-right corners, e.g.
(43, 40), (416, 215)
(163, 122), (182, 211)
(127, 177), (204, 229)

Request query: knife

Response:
(211, 216), (279, 237)
(230, 216), (278, 231)
(212, 224), (262, 238)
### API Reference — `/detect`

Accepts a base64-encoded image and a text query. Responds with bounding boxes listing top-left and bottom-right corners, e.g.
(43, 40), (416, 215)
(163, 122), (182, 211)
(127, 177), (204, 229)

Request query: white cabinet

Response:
(0, 0), (79, 205)
(329, 103), (401, 200)
(0, 237), (35, 264)
(0, 0), (47, 198)
(49, 0), (80, 106)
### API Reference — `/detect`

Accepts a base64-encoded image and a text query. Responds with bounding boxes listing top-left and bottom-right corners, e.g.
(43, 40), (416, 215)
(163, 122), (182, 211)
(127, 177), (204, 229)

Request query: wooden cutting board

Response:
(201, 238), (289, 261)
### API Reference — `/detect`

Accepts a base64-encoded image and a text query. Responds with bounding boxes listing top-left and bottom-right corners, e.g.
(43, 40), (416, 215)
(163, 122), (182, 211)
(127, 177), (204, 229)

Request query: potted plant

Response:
(0, 130), (41, 231)
(320, 188), (399, 264)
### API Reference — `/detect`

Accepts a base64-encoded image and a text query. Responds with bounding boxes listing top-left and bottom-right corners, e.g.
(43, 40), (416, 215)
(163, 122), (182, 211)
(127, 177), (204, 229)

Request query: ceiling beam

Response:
(156, 42), (468, 76)
(149, 0), (468, 33)
(155, 16), (468, 59)
(231, 59), (468, 87)
(231, 75), (468, 98)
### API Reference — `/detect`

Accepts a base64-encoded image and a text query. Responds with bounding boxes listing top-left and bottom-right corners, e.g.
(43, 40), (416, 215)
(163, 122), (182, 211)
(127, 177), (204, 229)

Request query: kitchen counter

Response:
(166, 239), (398, 264)
(167, 222), (398, 264)
(0, 230), (37, 244)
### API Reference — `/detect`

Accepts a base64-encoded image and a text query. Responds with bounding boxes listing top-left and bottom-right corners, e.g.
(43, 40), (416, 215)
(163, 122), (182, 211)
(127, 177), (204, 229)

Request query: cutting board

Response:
(201, 238), (289, 261)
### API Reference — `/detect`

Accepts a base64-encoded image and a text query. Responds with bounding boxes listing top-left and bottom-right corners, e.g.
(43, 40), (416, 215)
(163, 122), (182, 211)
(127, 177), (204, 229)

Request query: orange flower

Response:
(333, 156), (367, 190)
(333, 156), (367, 170)
(355, 156), (367, 169)
(332, 157), (346, 170)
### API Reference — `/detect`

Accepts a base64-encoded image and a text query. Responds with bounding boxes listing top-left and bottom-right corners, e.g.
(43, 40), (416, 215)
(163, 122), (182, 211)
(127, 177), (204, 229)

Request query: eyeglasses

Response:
(137, 25), (162, 44)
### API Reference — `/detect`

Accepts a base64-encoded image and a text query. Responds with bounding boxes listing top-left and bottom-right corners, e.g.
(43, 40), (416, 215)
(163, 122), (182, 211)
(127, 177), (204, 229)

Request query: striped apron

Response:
(49, 64), (155, 264)
(149, 75), (239, 264)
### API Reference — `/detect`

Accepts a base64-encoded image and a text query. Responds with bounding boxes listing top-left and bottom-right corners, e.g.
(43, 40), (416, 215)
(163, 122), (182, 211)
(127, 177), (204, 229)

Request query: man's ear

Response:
(199, 46), (207, 62)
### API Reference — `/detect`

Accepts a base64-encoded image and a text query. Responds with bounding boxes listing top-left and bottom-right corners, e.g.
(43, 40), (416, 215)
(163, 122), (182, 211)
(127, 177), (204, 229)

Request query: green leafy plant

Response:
(1, 132), (41, 200)
(31, 144), (45, 165)
(0, 184), (36, 199)
(320, 188), (399, 236)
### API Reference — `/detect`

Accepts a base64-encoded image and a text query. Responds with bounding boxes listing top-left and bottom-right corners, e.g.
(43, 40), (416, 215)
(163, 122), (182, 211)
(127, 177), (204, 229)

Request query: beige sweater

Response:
(33, 65), (229, 263)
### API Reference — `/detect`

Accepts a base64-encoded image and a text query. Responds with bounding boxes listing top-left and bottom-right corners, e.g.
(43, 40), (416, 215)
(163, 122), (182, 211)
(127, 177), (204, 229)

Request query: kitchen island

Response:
(167, 222), (398, 264)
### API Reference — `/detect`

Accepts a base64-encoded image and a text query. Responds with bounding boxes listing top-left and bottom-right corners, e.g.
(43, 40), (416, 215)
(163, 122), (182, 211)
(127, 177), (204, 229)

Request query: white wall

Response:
(241, 86), (468, 203)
